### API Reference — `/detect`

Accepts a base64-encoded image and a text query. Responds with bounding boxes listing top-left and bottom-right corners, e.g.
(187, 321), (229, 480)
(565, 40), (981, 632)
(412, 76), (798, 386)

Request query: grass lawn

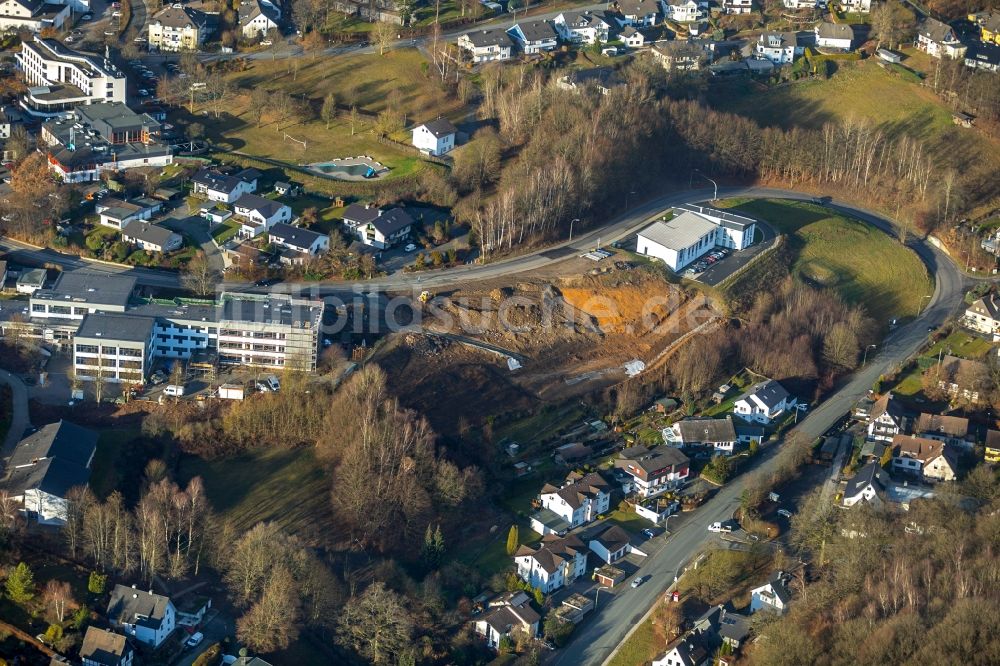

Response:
(606, 613), (659, 666)
(606, 506), (654, 532)
(454, 523), (543, 579)
(210, 218), (241, 243)
(720, 199), (932, 327)
(926, 328), (992, 360)
(191, 50), (466, 178)
(177, 446), (336, 543)
(710, 60), (1000, 201)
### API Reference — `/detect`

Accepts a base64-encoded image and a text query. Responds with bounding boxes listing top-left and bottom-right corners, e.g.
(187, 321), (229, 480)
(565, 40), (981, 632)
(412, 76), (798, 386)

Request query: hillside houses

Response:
(514, 534), (588, 592)
(473, 591), (540, 650)
(457, 29), (515, 63)
(867, 392), (906, 442)
(733, 379), (794, 424)
(917, 18), (967, 59)
(530, 471), (611, 535)
(752, 31), (805, 64)
(615, 445), (690, 497)
(553, 10), (611, 44)
(964, 293), (1000, 339)
(890, 435), (958, 482)
(663, 416), (739, 455)
(106, 585), (176, 648)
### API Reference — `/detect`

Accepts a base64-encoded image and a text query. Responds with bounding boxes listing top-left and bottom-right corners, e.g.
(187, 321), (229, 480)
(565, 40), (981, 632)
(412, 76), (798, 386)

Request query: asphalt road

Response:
(549, 198), (966, 666)
(0, 369), (30, 474)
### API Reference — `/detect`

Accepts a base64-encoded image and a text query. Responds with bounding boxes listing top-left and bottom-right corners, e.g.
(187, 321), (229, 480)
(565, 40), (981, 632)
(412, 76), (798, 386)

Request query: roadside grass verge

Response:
(719, 198), (932, 327)
(177, 446), (337, 544)
(605, 615), (659, 666)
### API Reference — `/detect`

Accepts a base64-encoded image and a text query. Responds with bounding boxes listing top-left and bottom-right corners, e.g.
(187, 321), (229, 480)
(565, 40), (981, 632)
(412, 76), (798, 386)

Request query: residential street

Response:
(549, 207), (966, 666)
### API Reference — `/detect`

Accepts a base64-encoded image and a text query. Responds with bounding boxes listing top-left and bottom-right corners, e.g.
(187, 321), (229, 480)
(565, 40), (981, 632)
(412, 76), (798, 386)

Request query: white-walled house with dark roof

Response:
(411, 117), (458, 156)
(733, 379), (794, 424)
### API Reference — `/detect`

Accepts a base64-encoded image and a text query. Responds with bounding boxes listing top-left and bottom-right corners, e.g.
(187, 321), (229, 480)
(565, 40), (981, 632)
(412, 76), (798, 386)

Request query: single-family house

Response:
(842, 461), (890, 507)
(106, 585), (176, 648)
(343, 205), (413, 249)
(268, 222), (329, 257)
(613, 0), (659, 27)
(80, 627), (134, 666)
(749, 571), (793, 614)
(664, 0), (699, 22)
(457, 28), (515, 63)
(692, 603), (751, 652)
(556, 66), (627, 95)
(96, 197), (160, 230)
(841, 0), (870, 10)
(273, 181), (300, 197)
(964, 293), (1000, 340)
(514, 534), (588, 592)
(815, 22), (853, 50)
(867, 392), (906, 442)
(121, 222), (183, 253)
(1, 420), (97, 525)
(233, 193), (292, 238)
(890, 435), (958, 482)
(615, 445), (690, 497)
(474, 591), (540, 650)
(200, 206), (232, 225)
(917, 18), (967, 59)
(733, 379), (793, 424)
(651, 41), (704, 70)
(620, 25), (645, 47)
(754, 31), (804, 64)
(663, 416), (739, 455)
(191, 167), (261, 204)
(651, 634), (711, 666)
(964, 40), (1000, 72)
(507, 20), (558, 54)
(411, 117), (458, 157)
(148, 4), (210, 52)
(723, 0), (753, 13)
(553, 10), (611, 44)
(239, 0), (280, 39)
(914, 413), (972, 449)
(937, 355), (988, 404)
(531, 471), (610, 535)
(16, 267), (46, 294)
(588, 524), (647, 564)
(0, 0), (72, 34)
(985, 429), (1000, 464)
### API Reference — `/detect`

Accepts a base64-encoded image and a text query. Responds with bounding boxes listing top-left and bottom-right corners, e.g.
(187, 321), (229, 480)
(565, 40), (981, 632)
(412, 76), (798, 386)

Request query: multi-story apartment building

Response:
(73, 313), (155, 384)
(216, 293), (323, 371)
(148, 4), (210, 52)
(16, 37), (127, 117)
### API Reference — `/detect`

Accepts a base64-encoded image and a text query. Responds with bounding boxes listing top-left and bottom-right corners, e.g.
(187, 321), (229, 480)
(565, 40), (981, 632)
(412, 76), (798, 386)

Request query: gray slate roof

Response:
(511, 20), (558, 43)
(462, 28), (515, 49)
(844, 461), (889, 499)
(371, 208), (414, 236)
(675, 416), (737, 443)
(107, 585), (172, 631)
(8, 420), (98, 469)
(268, 222), (326, 251)
(191, 167), (260, 193)
(740, 379), (790, 411)
(815, 22), (853, 41)
(919, 17), (957, 44)
(234, 193), (287, 219)
(342, 203), (382, 225)
(79, 627), (131, 665)
(3, 457), (91, 498)
(123, 221), (178, 249)
(417, 116), (457, 138)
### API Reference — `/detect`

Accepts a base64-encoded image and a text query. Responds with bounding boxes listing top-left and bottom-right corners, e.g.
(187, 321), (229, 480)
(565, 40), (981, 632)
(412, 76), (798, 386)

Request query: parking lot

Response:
(690, 222), (778, 286)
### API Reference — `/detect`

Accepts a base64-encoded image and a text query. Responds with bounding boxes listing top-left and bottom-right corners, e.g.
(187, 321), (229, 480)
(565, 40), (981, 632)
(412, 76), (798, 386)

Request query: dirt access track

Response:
(372, 265), (720, 436)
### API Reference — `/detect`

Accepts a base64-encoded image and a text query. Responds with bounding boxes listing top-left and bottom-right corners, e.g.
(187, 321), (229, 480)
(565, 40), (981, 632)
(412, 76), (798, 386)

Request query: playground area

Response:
(305, 156), (388, 180)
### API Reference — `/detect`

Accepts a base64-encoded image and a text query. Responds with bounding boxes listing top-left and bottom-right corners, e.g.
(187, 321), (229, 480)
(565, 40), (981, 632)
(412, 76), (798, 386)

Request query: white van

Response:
(163, 384), (185, 397)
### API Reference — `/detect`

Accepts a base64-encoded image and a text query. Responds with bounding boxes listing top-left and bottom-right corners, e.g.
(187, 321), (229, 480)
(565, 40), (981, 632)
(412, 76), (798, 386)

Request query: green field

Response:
(722, 199), (933, 327)
(177, 446), (336, 543)
(191, 50), (465, 180)
(892, 328), (992, 398)
(210, 218), (241, 243)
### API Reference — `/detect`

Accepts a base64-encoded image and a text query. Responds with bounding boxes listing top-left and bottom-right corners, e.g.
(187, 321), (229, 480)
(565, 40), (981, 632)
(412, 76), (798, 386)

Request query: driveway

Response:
(172, 610), (231, 666)
(158, 208), (226, 276)
(0, 367), (30, 470)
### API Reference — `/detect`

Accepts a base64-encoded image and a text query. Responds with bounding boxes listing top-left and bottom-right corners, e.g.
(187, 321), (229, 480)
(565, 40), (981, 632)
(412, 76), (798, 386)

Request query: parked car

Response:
(404, 243), (417, 252)
(265, 375), (280, 392)
(777, 509), (793, 518)
(630, 576), (647, 588)
(642, 528), (655, 539)
(185, 632), (204, 648)
(260, 39), (272, 46)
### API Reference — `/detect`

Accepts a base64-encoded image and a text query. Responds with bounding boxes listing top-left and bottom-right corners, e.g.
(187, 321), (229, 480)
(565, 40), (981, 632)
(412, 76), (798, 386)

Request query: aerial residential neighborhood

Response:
(0, 0), (995, 664)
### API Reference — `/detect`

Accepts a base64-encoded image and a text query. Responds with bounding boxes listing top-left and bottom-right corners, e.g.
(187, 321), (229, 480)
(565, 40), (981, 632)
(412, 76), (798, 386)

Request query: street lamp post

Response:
(569, 218), (579, 242)
(694, 170), (718, 201)
(862, 344), (876, 366)
(919, 294), (932, 315)
(594, 585), (611, 609)
(663, 513), (676, 535)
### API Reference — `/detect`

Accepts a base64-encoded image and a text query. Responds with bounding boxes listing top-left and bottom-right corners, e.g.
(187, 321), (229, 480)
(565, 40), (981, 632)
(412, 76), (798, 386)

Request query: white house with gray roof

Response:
(342, 204), (414, 249)
(664, 416), (740, 454)
(750, 571), (793, 614)
(507, 20), (558, 54)
(753, 31), (804, 64)
(733, 379), (793, 424)
(107, 585), (176, 648)
(122, 222), (183, 253)
(457, 28), (514, 62)
(474, 591), (540, 650)
(191, 167), (261, 203)
(233, 193), (292, 238)
(268, 222), (329, 257)
(97, 197), (161, 230)
(553, 10), (611, 44)
(613, 0), (659, 26)
(411, 117), (458, 156)
(531, 472), (610, 535)
(239, 0), (280, 39)
(1, 420), (97, 525)
(514, 534), (588, 592)
(917, 18), (966, 59)
(815, 22), (854, 49)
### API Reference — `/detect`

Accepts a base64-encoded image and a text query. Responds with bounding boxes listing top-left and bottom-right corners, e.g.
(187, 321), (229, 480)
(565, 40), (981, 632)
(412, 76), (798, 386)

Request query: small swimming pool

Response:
(306, 156), (387, 180)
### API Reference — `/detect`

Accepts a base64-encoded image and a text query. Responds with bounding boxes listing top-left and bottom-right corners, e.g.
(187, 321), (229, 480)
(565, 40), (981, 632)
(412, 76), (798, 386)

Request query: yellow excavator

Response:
(419, 290), (433, 304)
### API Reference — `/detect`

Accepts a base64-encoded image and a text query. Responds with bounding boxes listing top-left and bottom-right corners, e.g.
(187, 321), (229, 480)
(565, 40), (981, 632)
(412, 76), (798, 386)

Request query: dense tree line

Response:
(754, 467), (1000, 665)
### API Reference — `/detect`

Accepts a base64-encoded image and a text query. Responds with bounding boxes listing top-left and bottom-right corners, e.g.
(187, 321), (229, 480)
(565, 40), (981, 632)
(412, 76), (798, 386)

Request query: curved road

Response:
(0, 369), (30, 472)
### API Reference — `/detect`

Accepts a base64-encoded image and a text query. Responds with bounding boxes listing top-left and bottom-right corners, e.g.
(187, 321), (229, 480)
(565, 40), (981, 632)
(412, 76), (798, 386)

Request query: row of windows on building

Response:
(75, 344), (143, 357)
(77, 358), (143, 369)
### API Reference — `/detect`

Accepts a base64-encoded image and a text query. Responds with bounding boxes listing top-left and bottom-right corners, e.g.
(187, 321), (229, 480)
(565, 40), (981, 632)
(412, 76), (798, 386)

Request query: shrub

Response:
(87, 572), (107, 595)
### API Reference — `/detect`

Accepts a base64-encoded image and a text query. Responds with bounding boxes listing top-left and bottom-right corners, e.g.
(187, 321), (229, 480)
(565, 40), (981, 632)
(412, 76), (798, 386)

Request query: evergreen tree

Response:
(5, 562), (35, 604)
(421, 524), (445, 570)
(87, 572), (107, 595)
(433, 525), (445, 562)
(506, 525), (519, 556)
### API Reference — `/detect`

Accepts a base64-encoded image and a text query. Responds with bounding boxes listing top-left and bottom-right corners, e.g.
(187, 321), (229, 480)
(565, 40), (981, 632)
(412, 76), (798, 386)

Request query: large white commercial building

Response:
(16, 37), (127, 118)
(636, 204), (757, 271)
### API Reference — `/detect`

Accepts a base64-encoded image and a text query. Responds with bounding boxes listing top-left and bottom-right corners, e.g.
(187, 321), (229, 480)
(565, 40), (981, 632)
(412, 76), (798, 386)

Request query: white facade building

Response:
(107, 586), (176, 648)
(457, 28), (514, 62)
(16, 37), (127, 117)
(411, 117), (457, 156)
(733, 379), (793, 424)
(553, 10), (611, 44)
(637, 204), (756, 272)
(514, 534), (588, 593)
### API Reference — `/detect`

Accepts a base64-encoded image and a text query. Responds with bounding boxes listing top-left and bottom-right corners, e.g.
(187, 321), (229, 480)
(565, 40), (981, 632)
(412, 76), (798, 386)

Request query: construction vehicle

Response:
(419, 290), (433, 304)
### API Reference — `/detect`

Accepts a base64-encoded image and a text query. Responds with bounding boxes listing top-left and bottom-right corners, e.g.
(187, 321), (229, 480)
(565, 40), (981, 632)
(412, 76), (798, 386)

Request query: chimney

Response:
(131, 584), (137, 589)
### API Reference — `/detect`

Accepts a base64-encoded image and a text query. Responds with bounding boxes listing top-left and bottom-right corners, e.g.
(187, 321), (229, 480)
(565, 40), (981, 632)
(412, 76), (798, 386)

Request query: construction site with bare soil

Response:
(369, 263), (722, 437)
